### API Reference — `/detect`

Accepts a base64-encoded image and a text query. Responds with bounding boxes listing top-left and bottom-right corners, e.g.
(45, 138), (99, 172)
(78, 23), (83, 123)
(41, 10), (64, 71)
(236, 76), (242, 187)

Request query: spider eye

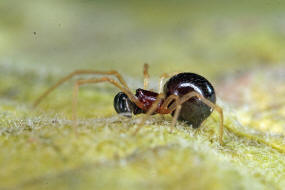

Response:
(113, 92), (133, 117)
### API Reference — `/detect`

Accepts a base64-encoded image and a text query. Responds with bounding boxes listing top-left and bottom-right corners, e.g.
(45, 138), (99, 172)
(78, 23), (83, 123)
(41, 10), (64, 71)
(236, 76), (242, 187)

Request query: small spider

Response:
(34, 64), (224, 144)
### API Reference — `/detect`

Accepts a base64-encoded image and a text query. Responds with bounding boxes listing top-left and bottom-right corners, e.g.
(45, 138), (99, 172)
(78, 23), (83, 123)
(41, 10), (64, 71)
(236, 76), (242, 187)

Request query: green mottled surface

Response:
(0, 1), (285, 190)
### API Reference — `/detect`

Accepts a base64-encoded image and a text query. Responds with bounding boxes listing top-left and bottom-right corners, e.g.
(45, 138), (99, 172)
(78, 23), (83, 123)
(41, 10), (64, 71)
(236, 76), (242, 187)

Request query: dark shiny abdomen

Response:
(163, 73), (216, 128)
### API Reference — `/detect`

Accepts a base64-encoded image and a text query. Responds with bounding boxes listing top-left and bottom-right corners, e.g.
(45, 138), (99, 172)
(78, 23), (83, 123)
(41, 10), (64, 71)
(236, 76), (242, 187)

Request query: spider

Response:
(34, 64), (224, 144)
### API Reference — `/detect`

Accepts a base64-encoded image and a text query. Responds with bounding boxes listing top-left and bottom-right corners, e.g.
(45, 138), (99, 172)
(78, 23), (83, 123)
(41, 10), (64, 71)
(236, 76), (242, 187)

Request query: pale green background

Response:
(0, 1), (285, 190)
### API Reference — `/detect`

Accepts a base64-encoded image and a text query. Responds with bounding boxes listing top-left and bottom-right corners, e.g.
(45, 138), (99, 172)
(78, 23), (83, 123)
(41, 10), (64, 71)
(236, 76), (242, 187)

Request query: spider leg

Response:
(158, 72), (180, 93)
(160, 94), (179, 108)
(34, 70), (130, 107)
(133, 93), (165, 134)
(168, 91), (224, 145)
(194, 119), (208, 136)
(159, 94), (180, 131)
(170, 100), (182, 132)
(143, 63), (150, 89)
(72, 77), (142, 132)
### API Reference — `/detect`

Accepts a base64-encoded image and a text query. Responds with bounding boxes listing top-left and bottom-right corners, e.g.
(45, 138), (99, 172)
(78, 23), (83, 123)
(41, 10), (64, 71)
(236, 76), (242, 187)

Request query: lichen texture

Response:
(0, 1), (285, 190)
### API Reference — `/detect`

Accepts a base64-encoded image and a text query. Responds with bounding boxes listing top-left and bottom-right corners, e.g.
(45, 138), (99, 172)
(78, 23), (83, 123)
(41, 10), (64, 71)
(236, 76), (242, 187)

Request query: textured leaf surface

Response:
(0, 1), (285, 190)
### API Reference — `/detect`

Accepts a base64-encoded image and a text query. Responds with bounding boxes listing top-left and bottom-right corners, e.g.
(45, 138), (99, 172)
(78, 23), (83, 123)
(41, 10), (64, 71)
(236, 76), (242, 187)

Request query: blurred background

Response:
(1, 0), (285, 111)
(1, 1), (285, 189)
(1, 0), (285, 78)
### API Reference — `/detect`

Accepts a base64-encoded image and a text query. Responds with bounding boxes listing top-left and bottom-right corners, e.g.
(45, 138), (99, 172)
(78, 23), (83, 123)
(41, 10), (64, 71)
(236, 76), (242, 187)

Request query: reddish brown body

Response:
(135, 89), (170, 114)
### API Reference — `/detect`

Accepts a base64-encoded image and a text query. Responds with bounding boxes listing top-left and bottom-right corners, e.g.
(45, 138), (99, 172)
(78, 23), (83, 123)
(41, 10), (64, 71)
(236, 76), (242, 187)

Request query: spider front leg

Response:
(143, 63), (150, 89)
(159, 94), (180, 131)
(158, 72), (179, 93)
(34, 69), (130, 107)
(72, 77), (141, 132)
(133, 93), (165, 134)
(167, 91), (224, 145)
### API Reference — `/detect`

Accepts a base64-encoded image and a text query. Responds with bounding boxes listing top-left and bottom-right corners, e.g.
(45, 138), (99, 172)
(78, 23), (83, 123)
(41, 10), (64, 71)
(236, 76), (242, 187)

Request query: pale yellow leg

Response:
(34, 70), (130, 107)
(133, 93), (165, 134)
(143, 63), (150, 89)
(158, 72), (179, 93)
(168, 91), (224, 145)
(72, 77), (141, 132)
(171, 102), (182, 132)
(160, 94), (179, 108)
(159, 94), (180, 131)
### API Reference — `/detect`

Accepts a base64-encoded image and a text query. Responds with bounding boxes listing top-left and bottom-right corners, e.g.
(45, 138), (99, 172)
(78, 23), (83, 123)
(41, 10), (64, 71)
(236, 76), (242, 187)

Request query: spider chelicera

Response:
(34, 64), (224, 144)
